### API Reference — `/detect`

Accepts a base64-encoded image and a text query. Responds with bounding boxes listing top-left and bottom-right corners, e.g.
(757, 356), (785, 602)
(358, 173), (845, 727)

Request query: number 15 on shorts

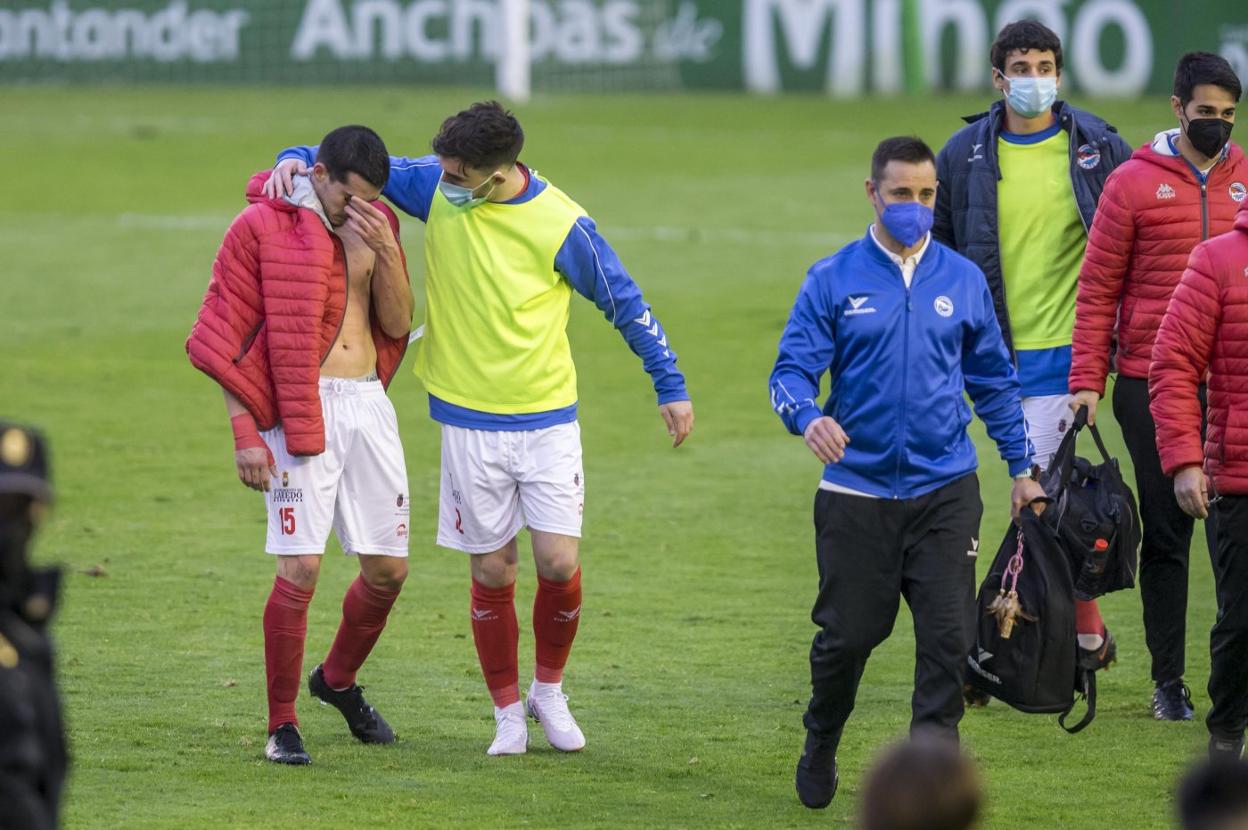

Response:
(279, 507), (296, 536)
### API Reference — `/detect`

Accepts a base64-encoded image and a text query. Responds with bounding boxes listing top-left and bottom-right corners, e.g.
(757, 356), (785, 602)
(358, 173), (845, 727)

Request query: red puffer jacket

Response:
(186, 171), (408, 456)
(1150, 202), (1248, 495)
(1070, 137), (1248, 396)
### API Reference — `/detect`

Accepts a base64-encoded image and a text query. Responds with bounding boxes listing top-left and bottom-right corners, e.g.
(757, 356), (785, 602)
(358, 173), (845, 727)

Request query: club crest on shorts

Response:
(396, 523), (407, 539)
(934, 296), (954, 318)
(1230, 182), (1247, 203)
(396, 493), (404, 508)
(1076, 144), (1101, 170)
(573, 473), (581, 486)
(281, 471), (289, 488)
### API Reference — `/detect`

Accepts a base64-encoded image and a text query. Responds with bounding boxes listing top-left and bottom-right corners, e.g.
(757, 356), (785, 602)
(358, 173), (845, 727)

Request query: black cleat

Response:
(795, 730), (839, 809)
(1078, 630), (1118, 673)
(1153, 679), (1195, 721)
(308, 664), (396, 744)
(265, 723), (311, 765)
(1210, 735), (1245, 762)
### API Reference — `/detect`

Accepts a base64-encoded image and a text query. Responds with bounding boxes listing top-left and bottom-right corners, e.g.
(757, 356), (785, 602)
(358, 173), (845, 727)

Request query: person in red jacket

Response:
(1150, 199), (1248, 760)
(186, 125), (413, 765)
(1069, 52), (1244, 720)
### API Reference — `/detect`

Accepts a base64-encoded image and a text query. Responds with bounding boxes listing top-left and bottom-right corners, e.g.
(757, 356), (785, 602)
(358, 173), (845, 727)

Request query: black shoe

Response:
(1078, 630), (1118, 673)
(1210, 735), (1245, 762)
(1153, 679), (1195, 721)
(308, 664), (396, 744)
(795, 730), (839, 809)
(265, 723), (311, 765)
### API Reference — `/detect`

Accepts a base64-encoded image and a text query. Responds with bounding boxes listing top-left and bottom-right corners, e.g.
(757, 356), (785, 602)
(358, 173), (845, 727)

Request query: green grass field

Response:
(0, 86), (1219, 828)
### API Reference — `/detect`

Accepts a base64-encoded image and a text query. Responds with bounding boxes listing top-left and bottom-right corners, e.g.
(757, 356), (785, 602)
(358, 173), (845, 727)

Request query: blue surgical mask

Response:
(876, 197), (933, 247)
(438, 173), (500, 208)
(1002, 75), (1058, 119)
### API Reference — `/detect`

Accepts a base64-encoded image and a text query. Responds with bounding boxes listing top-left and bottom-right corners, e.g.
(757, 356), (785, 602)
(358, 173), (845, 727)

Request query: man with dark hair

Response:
(770, 136), (1041, 809)
(933, 20), (1133, 687)
(188, 124), (414, 764)
(1071, 52), (1244, 721)
(1178, 760), (1248, 829)
(0, 422), (66, 830)
(264, 101), (694, 756)
(859, 735), (981, 830)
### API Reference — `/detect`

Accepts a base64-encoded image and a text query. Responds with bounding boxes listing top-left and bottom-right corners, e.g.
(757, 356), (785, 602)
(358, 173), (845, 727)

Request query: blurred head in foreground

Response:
(0, 421), (52, 600)
(859, 734), (982, 830)
(1179, 760), (1248, 830)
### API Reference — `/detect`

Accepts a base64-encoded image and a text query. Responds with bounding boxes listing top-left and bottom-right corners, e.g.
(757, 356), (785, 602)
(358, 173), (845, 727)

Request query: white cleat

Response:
(487, 703), (529, 756)
(526, 680), (586, 752)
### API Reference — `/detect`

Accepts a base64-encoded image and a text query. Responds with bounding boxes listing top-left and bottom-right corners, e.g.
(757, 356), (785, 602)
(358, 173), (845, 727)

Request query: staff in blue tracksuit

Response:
(770, 137), (1044, 810)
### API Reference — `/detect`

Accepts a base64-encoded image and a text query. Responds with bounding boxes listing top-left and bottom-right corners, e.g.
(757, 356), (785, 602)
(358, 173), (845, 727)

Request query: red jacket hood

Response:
(245, 169), (299, 212)
(1130, 137), (1246, 180)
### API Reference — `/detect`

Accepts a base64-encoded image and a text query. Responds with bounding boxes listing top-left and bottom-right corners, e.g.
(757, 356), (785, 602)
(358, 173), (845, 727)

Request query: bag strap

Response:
(1059, 669), (1097, 734)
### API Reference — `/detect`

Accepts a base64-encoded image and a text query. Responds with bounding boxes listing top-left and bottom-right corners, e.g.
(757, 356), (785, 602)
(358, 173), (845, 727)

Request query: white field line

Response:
(116, 212), (849, 248)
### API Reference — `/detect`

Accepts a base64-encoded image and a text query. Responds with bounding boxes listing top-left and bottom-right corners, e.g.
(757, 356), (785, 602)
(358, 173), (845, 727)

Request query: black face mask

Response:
(1184, 116), (1234, 159)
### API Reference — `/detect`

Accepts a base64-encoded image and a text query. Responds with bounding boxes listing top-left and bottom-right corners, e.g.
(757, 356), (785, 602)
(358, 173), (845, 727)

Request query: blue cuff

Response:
(657, 388), (690, 406)
(793, 406), (822, 437)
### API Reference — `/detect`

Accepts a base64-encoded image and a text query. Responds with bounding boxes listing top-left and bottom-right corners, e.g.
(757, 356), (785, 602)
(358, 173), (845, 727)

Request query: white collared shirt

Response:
(869, 224), (930, 288)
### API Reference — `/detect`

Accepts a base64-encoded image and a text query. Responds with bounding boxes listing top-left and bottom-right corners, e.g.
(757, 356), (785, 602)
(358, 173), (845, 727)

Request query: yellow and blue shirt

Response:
(278, 148), (688, 429)
(996, 123), (1087, 397)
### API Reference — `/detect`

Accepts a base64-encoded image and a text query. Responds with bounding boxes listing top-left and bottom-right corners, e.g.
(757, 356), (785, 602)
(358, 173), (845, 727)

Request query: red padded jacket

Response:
(1070, 135), (1248, 395)
(186, 171), (408, 456)
(1150, 202), (1248, 495)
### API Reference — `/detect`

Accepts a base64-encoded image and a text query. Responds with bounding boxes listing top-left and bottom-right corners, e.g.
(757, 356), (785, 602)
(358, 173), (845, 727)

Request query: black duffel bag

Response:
(1040, 406), (1140, 601)
(966, 509), (1094, 731)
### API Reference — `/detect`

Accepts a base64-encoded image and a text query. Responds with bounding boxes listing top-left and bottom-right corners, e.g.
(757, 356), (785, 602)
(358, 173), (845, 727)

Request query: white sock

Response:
(1078, 633), (1104, 651)
(531, 679), (561, 696)
(495, 701), (523, 717)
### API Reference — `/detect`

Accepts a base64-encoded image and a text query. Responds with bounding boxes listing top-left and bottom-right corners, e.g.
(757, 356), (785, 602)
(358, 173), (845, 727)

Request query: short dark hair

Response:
(991, 19), (1063, 73)
(315, 125), (390, 190)
(1178, 760), (1248, 830)
(1173, 52), (1243, 106)
(431, 101), (524, 170)
(860, 735), (981, 830)
(871, 136), (936, 182)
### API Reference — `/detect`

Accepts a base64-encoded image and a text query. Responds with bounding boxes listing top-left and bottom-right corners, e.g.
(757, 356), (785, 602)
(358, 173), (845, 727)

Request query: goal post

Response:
(497, 0), (531, 103)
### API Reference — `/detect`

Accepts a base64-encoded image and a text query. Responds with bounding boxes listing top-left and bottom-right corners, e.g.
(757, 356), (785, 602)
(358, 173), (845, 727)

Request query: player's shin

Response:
(263, 576), (314, 732)
(533, 567), (582, 684)
(470, 579), (520, 707)
(321, 574), (401, 690)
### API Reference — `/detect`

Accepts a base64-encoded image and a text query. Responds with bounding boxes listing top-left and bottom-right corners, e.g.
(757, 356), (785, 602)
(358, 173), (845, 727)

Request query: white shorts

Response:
(262, 377), (409, 557)
(1023, 393), (1076, 473)
(437, 421), (584, 554)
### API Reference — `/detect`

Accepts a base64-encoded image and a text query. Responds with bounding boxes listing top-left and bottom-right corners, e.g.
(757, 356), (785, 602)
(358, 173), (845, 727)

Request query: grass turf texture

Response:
(1, 87), (1215, 828)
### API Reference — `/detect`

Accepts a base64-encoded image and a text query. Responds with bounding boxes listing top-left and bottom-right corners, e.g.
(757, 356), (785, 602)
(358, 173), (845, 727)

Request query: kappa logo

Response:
(968, 143), (984, 162)
(1076, 143), (1102, 170)
(471, 608), (496, 622)
(934, 296), (954, 318)
(557, 607), (581, 623)
(844, 296), (877, 316)
(967, 537), (979, 558)
(1231, 182), (1247, 203)
(1156, 183), (1177, 200)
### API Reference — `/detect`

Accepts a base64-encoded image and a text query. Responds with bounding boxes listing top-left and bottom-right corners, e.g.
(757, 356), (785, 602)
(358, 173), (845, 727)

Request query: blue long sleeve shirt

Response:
(278, 146), (688, 429)
(770, 228), (1034, 499)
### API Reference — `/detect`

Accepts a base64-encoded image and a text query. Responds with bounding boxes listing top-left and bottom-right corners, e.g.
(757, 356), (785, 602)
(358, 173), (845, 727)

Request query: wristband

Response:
(231, 412), (265, 451)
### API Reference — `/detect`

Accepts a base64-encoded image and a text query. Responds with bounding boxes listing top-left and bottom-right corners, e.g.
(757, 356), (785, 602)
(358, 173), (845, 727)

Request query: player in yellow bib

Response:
(268, 102), (694, 755)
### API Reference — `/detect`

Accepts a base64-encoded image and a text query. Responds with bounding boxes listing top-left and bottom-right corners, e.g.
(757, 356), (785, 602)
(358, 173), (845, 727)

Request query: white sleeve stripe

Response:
(574, 221), (618, 324)
(390, 159), (441, 171)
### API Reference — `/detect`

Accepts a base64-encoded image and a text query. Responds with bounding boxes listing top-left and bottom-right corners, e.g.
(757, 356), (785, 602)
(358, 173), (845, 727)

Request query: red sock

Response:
(470, 580), (519, 707)
(1075, 599), (1106, 637)
(321, 576), (401, 691)
(263, 576), (314, 733)
(533, 568), (582, 684)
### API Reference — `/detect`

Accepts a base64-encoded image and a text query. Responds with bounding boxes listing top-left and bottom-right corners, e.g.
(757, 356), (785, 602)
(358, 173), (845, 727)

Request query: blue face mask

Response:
(438, 172), (501, 209)
(875, 196), (933, 247)
(1002, 75), (1058, 119)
